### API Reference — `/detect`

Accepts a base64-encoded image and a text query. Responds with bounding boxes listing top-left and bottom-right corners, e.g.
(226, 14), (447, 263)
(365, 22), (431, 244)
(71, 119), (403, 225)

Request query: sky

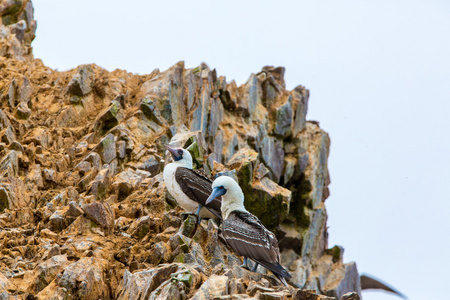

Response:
(32, 1), (450, 299)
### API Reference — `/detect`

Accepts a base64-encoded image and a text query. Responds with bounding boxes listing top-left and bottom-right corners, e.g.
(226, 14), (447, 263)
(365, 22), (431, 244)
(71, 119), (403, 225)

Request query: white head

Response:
(206, 175), (248, 219)
(165, 145), (193, 168)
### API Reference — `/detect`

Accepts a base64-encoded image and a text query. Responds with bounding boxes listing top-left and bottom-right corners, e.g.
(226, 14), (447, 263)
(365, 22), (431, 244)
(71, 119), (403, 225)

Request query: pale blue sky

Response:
(33, 1), (450, 299)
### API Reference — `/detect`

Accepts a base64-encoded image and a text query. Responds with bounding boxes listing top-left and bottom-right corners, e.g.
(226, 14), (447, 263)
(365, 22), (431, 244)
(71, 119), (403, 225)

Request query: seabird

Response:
(206, 176), (291, 287)
(361, 274), (407, 299)
(163, 145), (222, 222)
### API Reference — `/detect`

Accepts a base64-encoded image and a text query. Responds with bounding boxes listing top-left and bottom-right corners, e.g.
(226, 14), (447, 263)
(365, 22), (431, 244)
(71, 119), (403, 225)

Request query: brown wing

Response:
(361, 275), (406, 298)
(223, 211), (291, 280)
(175, 167), (222, 219)
(222, 211), (279, 263)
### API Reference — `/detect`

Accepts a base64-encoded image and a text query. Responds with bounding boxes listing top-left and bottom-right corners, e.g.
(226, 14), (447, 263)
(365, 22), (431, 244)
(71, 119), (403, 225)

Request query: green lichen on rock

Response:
(1, 0), (23, 26)
(227, 148), (291, 231)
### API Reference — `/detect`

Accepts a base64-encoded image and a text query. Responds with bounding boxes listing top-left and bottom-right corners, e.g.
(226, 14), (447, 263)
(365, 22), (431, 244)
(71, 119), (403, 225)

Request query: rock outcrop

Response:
(0, 1), (361, 299)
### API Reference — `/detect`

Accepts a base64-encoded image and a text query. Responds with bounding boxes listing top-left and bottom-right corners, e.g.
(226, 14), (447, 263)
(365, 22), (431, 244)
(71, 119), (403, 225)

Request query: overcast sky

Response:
(33, 1), (450, 299)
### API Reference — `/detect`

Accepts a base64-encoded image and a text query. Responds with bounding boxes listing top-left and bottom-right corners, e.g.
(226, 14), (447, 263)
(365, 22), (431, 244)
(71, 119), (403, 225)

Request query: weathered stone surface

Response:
(0, 150), (18, 177)
(90, 168), (112, 199)
(139, 61), (185, 127)
(116, 264), (184, 300)
(15, 101), (31, 119)
(112, 169), (143, 199)
(96, 133), (117, 164)
(67, 65), (94, 96)
(135, 155), (160, 176)
(191, 275), (228, 300)
(339, 292), (360, 300)
(57, 257), (110, 299)
(293, 289), (336, 300)
(0, 125), (16, 145)
(92, 102), (120, 134)
(272, 95), (293, 138)
(0, 272), (16, 295)
(82, 202), (114, 232)
(227, 148), (291, 230)
(27, 254), (70, 293)
(0, 177), (30, 211)
(322, 262), (361, 299)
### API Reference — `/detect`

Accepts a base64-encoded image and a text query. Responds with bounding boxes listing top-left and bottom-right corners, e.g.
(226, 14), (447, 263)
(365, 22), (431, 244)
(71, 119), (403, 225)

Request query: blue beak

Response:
(165, 145), (183, 161)
(206, 186), (226, 205)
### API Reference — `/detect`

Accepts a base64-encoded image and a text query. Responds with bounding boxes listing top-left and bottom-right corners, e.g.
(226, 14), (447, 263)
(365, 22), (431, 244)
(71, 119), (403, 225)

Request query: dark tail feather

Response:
(253, 259), (291, 284)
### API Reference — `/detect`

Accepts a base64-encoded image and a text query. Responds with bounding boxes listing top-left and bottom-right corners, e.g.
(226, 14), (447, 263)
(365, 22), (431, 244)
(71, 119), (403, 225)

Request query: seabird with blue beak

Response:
(163, 145), (222, 222)
(206, 175), (291, 287)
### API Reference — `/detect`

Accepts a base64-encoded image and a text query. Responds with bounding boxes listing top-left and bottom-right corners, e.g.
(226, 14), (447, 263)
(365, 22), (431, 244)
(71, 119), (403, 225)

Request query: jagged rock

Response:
(259, 291), (289, 300)
(0, 177), (30, 211)
(57, 257), (110, 299)
(322, 262), (361, 299)
(293, 289), (336, 300)
(26, 254), (70, 294)
(0, 272), (16, 295)
(0, 125), (15, 144)
(148, 241), (172, 265)
(191, 274), (228, 300)
(67, 65), (94, 96)
(22, 126), (50, 149)
(111, 169), (143, 200)
(139, 61), (185, 127)
(227, 148), (291, 229)
(40, 228), (58, 240)
(135, 155), (160, 176)
(9, 140), (22, 152)
(42, 168), (56, 182)
(272, 95), (293, 138)
(260, 136), (284, 182)
(116, 264), (194, 300)
(301, 206), (327, 262)
(140, 97), (168, 127)
(189, 68), (212, 135)
(295, 122), (331, 209)
(48, 210), (65, 232)
(15, 101), (31, 119)
(0, 150), (18, 177)
(339, 292), (360, 300)
(90, 168), (112, 199)
(128, 215), (153, 239)
(82, 202), (114, 232)
(96, 133), (116, 164)
(92, 102), (120, 134)
(41, 244), (61, 261)
(292, 86), (309, 136)
(65, 201), (83, 218)
(247, 280), (275, 296)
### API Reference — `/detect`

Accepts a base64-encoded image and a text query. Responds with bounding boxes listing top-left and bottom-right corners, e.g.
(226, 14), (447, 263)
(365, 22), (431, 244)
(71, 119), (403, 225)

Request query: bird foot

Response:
(240, 263), (251, 271)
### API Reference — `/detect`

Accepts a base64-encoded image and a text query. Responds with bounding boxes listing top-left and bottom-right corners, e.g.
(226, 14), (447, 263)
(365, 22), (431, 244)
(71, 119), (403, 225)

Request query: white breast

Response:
(163, 163), (216, 218)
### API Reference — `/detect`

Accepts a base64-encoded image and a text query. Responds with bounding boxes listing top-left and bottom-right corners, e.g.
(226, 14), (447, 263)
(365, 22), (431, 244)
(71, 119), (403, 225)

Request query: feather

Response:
(222, 211), (291, 281)
(175, 167), (222, 219)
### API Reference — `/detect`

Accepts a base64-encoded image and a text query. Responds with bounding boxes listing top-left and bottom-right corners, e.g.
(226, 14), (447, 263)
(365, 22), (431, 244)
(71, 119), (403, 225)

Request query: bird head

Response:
(165, 145), (193, 168)
(206, 175), (244, 208)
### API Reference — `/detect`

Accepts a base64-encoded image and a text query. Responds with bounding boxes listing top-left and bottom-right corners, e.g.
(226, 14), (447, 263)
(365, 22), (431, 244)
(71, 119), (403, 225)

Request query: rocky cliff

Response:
(0, 1), (361, 299)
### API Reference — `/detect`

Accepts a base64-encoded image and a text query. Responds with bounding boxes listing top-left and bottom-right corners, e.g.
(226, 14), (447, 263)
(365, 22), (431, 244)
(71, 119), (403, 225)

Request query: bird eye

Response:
(177, 149), (183, 156)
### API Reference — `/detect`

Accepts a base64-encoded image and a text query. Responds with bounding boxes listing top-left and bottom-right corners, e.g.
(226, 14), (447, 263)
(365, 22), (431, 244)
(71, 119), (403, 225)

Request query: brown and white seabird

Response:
(163, 145), (222, 222)
(206, 176), (291, 287)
